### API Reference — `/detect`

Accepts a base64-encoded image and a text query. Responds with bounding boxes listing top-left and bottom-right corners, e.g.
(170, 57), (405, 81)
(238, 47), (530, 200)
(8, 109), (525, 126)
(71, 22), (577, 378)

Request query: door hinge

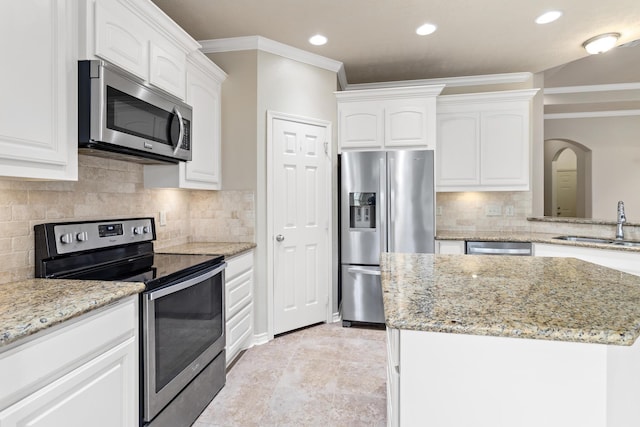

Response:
(323, 141), (329, 155)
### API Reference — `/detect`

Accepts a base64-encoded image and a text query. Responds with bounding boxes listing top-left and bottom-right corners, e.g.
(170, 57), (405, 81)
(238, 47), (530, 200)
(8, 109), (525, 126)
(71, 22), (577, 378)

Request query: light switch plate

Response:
(485, 205), (502, 216)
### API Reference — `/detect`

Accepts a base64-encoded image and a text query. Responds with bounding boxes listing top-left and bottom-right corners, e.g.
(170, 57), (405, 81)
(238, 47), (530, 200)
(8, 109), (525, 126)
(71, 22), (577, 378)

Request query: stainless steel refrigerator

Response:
(340, 150), (435, 326)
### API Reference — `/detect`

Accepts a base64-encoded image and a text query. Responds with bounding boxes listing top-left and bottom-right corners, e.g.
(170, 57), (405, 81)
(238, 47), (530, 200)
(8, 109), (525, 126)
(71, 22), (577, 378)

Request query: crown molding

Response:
(335, 84), (445, 101)
(438, 88), (539, 105)
(199, 36), (346, 88)
(544, 109), (640, 119)
(343, 72), (533, 91)
(544, 82), (640, 95)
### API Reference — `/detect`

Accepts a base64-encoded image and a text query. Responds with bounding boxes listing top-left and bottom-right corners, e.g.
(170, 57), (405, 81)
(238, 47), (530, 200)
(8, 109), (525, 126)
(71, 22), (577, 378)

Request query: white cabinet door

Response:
(385, 101), (431, 148)
(480, 110), (529, 188)
(0, 0), (78, 180)
(437, 113), (480, 187)
(338, 102), (384, 150)
(0, 338), (138, 427)
(143, 52), (226, 190)
(94, 0), (148, 80)
(149, 40), (186, 99)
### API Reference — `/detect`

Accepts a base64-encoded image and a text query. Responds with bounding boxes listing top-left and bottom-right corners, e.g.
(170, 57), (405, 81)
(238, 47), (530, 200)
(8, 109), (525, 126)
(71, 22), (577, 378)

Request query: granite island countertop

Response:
(381, 253), (640, 346)
(0, 279), (145, 349)
(157, 242), (256, 258)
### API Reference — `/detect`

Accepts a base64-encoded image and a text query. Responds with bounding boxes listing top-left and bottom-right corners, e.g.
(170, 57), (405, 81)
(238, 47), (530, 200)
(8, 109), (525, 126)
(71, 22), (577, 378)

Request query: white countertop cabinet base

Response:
(0, 0), (78, 180)
(388, 327), (640, 427)
(225, 251), (254, 366)
(0, 296), (139, 427)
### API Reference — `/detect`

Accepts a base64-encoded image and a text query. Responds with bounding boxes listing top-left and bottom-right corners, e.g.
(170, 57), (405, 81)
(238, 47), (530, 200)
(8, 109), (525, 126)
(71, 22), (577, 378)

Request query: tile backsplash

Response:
(436, 191), (532, 232)
(0, 155), (255, 285)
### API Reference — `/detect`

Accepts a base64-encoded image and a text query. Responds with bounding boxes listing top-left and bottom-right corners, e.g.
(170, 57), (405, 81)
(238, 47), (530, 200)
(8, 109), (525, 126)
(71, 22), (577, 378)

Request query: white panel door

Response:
(273, 119), (329, 334)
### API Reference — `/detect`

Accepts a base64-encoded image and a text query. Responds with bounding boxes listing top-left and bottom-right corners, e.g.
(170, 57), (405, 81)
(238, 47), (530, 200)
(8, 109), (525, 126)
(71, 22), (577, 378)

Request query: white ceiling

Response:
(151, 0), (640, 86)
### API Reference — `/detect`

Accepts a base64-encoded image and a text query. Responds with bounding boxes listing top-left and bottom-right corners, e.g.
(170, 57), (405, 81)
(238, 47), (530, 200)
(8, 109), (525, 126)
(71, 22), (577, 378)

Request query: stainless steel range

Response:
(34, 218), (226, 427)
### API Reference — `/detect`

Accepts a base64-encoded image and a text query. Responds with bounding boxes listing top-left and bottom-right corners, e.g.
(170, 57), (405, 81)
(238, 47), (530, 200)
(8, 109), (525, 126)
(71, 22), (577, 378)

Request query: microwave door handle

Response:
(172, 106), (184, 155)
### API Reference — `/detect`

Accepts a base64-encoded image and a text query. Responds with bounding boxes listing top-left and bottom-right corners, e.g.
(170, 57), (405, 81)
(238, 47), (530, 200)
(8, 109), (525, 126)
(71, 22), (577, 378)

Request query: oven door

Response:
(142, 262), (226, 423)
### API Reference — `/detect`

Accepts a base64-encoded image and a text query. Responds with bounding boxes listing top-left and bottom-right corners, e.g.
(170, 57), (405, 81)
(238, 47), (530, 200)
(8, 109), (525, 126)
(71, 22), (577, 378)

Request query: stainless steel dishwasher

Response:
(465, 241), (532, 256)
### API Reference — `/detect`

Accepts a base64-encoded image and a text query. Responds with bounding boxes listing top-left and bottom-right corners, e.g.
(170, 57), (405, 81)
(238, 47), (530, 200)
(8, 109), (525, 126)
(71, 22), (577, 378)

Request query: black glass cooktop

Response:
(62, 253), (224, 291)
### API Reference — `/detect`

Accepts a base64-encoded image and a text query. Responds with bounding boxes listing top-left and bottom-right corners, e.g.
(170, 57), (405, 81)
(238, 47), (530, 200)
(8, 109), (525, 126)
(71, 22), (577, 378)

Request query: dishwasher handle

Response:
(467, 247), (531, 255)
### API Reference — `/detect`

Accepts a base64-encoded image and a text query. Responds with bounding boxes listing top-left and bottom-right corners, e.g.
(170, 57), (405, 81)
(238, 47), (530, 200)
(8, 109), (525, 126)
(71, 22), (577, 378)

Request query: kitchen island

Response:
(381, 253), (640, 427)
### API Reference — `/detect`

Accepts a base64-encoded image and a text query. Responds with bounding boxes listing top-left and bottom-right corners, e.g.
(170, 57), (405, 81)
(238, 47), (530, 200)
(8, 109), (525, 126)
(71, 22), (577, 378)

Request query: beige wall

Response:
(545, 115), (640, 219)
(0, 155), (254, 286)
(208, 51), (258, 191)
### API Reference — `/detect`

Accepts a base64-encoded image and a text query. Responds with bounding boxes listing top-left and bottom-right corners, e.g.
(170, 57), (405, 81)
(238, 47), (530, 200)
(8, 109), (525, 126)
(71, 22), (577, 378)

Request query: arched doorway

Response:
(544, 139), (592, 218)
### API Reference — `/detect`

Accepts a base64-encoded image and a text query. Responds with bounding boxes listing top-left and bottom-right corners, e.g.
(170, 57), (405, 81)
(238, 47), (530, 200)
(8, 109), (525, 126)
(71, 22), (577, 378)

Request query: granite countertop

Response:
(0, 279), (145, 349)
(381, 253), (640, 346)
(435, 230), (640, 253)
(157, 242), (256, 258)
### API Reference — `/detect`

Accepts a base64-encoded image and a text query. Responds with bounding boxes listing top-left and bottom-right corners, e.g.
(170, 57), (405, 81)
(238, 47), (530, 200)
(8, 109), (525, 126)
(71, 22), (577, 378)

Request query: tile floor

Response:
(194, 321), (387, 427)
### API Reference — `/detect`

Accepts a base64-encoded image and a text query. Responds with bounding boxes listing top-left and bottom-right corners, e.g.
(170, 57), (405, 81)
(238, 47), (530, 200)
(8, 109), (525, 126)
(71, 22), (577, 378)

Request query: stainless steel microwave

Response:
(78, 60), (192, 164)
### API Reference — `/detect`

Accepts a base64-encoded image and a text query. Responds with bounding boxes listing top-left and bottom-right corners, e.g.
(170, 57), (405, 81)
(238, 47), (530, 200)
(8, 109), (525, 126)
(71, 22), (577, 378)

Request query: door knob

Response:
(276, 234), (285, 242)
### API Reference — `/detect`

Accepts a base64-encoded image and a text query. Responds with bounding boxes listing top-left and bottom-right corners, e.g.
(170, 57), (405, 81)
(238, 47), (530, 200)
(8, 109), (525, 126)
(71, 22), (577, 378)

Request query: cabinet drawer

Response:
(225, 251), (253, 280)
(226, 303), (253, 366)
(226, 270), (252, 319)
(0, 297), (138, 409)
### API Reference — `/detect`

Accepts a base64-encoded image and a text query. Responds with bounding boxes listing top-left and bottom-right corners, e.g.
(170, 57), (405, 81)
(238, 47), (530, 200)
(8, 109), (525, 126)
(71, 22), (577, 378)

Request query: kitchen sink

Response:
(553, 236), (640, 247)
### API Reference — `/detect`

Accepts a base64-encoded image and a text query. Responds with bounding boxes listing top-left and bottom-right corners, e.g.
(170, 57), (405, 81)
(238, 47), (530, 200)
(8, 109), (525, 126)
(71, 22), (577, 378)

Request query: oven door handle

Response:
(146, 262), (226, 301)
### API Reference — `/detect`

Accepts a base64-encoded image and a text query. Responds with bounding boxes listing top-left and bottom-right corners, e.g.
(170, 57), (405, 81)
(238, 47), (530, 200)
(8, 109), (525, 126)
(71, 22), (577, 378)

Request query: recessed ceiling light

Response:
(416, 23), (437, 36)
(535, 10), (562, 24)
(582, 32), (620, 54)
(309, 34), (327, 46)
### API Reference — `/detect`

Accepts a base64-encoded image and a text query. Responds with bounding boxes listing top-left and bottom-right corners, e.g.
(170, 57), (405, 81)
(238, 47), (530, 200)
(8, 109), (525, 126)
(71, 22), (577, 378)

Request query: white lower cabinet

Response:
(0, 0), (78, 180)
(0, 296), (139, 427)
(435, 240), (466, 254)
(386, 328), (400, 427)
(533, 243), (640, 276)
(225, 251), (254, 366)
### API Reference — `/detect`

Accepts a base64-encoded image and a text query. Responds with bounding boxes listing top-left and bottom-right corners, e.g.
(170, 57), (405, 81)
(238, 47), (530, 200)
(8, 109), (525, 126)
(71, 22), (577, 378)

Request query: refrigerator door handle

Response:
(347, 266), (381, 276)
(379, 157), (387, 253)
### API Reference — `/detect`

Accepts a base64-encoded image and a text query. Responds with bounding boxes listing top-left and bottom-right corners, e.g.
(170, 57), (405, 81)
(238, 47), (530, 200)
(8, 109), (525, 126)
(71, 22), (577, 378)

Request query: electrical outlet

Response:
(505, 205), (515, 216)
(436, 206), (443, 216)
(159, 211), (167, 226)
(485, 205), (502, 216)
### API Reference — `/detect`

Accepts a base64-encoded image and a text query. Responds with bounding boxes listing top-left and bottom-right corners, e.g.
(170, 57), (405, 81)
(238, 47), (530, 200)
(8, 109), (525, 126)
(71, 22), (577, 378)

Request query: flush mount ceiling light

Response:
(309, 34), (327, 46)
(535, 10), (562, 24)
(416, 23), (437, 36)
(582, 32), (620, 54)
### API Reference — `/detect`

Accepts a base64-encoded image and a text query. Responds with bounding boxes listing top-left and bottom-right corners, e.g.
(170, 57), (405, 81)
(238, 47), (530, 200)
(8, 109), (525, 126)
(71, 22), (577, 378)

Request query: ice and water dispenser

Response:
(349, 192), (376, 229)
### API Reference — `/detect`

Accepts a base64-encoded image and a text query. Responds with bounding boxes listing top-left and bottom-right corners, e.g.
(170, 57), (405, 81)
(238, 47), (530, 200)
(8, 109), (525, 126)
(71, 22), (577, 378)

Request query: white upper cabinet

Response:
(436, 89), (538, 192)
(81, 0), (199, 100)
(144, 51), (227, 190)
(336, 85), (444, 152)
(0, 0), (78, 180)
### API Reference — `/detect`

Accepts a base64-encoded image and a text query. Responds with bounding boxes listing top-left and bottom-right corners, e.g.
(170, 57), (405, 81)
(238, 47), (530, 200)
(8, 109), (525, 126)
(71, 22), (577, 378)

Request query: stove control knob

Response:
(133, 226), (144, 235)
(143, 226), (151, 234)
(76, 232), (88, 242)
(60, 233), (73, 244)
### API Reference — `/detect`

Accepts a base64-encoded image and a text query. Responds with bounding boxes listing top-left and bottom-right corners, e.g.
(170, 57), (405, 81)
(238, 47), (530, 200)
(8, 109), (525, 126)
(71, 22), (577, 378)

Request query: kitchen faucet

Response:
(616, 201), (626, 240)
